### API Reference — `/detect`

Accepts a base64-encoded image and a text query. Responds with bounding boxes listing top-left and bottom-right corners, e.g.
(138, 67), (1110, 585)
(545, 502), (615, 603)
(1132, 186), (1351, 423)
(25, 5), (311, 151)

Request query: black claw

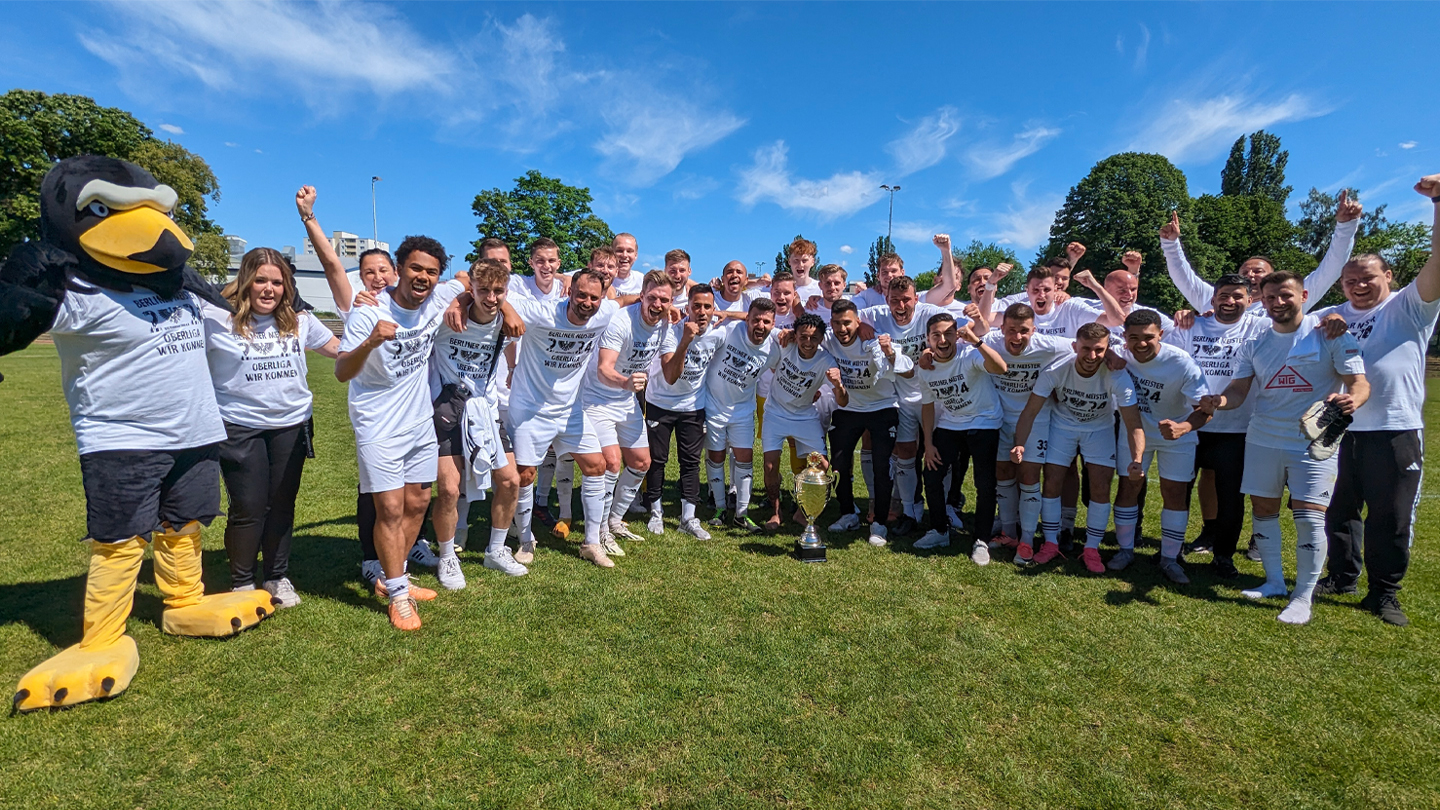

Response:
(257, 606), (269, 618)
(100, 677), (115, 693)
(13, 689), (28, 706)
(52, 687), (67, 703)
(269, 596), (281, 607)
(230, 616), (242, 630)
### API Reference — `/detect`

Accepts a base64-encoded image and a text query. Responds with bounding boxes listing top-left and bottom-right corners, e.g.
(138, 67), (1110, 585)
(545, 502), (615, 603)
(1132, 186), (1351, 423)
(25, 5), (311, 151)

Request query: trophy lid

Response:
(796, 452), (830, 485)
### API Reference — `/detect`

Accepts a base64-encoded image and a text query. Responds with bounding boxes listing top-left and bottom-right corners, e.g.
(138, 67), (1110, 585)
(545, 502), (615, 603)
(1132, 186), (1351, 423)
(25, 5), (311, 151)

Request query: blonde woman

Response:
(202, 248), (339, 606)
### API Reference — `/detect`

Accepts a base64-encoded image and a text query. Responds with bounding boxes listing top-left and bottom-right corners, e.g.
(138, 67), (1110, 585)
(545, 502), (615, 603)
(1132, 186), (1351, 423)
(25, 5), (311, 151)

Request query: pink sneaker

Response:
(1033, 541), (1063, 564)
(994, 533), (1019, 549)
(1016, 541), (1034, 563)
(1081, 547), (1104, 573)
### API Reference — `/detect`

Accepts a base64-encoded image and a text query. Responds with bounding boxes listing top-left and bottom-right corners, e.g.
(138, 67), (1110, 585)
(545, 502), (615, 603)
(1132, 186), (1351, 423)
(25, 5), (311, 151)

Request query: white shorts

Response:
(1118, 428), (1197, 482)
(998, 412), (1050, 464)
(897, 401), (923, 444)
(760, 406), (828, 456)
(1241, 441), (1338, 505)
(357, 419), (439, 494)
(706, 409), (756, 452)
(1046, 421), (1116, 468)
(586, 399), (647, 450)
(507, 409), (601, 467)
(816, 386), (838, 434)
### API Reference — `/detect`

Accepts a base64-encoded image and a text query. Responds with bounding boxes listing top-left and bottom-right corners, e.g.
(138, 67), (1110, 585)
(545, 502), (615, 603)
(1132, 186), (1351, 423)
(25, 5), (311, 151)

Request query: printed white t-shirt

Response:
(582, 304), (667, 407)
(860, 302), (945, 404)
(1033, 359), (1138, 430)
(1317, 284), (1440, 432)
(1101, 305), (1175, 349)
(821, 334), (904, 412)
(1029, 299), (1101, 338)
(506, 296), (619, 423)
(611, 271), (644, 297)
(983, 332), (1073, 423)
(49, 282), (226, 453)
(646, 322), (726, 413)
(1117, 343), (1208, 446)
(1161, 312), (1270, 433)
(755, 308), (797, 399)
(508, 273), (565, 303)
(704, 321), (781, 420)
(765, 343), (837, 417)
(429, 311), (507, 404)
(339, 281), (465, 445)
(1234, 314), (1366, 452)
(202, 305), (335, 429)
(917, 347), (1004, 431)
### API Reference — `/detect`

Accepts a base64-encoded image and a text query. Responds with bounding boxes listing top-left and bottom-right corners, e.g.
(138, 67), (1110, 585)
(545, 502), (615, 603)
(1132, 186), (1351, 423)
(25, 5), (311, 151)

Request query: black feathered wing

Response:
(0, 242), (76, 356)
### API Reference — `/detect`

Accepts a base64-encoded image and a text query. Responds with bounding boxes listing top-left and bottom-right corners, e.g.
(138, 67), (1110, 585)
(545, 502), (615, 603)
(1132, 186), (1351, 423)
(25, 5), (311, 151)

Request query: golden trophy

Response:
(793, 452), (834, 563)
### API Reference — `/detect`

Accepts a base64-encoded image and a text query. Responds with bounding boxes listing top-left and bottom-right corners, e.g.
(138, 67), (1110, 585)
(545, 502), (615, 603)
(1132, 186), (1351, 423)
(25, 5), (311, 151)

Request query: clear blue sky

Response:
(3, 2), (1436, 277)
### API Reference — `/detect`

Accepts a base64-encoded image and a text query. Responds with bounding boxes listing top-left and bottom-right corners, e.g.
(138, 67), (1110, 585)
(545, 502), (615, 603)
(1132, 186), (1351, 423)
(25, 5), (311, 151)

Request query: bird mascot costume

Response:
(3, 156), (274, 712)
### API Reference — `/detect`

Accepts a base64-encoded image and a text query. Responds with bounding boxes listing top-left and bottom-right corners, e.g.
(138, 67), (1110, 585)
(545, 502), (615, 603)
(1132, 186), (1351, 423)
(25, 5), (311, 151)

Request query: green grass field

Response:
(1, 344), (1437, 809)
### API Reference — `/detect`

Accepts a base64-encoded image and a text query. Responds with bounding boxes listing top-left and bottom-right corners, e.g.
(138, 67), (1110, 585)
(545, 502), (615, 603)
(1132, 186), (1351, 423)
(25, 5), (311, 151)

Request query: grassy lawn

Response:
(1, 343), (1437, 809)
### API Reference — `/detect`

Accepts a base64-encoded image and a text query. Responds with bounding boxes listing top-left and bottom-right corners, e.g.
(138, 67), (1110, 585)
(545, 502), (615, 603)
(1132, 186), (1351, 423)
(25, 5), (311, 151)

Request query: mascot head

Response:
(40, 156), (195, 297)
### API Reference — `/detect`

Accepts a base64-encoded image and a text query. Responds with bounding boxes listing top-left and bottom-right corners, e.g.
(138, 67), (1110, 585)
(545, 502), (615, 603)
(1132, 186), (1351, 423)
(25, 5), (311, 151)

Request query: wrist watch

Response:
(984, 282), (998, 292)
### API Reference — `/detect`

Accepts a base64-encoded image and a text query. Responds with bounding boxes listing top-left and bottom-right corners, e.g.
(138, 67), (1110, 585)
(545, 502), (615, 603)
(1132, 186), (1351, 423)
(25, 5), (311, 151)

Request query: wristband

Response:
(301, 213), (315, 223)
(1432, 195), (1440, 204)
(984, 282), (998, 292)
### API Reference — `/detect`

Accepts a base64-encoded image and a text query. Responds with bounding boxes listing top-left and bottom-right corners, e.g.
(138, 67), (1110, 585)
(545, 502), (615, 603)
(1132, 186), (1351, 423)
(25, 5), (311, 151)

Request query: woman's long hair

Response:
(223, 247), (299, 338)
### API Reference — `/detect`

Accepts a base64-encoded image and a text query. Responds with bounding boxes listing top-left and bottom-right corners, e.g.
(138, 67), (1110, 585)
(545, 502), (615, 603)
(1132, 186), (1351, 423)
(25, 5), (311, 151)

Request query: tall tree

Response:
(1191, 193), (1295, 271)
(467, 170), (614, 273)
(1044, 152), (1199, 313)
(865, 234), (894, 286)
(1220, 130), (1292, 204)
(952, 240), (1025, 297)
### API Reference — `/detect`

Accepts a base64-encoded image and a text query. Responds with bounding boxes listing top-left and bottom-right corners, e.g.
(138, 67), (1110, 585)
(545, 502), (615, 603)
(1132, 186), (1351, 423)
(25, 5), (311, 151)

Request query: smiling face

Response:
(1261, 277), (1306, 326)
(927, 320), (958, 361)
(531, 247), (561, 284)
(876, 260), (904, 294)
(886, 284), (918, 324)
(788, 251), (816, 278)
(770, 280), (796, 313)
(568, 274), (604, 322)
(722, 261), (748, 297)
(1073, 334), (1109, 374)
(471, 276), (508, 321)
(666, 259), (692, 289)
(359, 253), (397, 293)
(639, 281), (675, 326)
(1105, 270), (1138, 307)
(746, 308), (775, 344)
(831, 309), (860, 345)
(1001, 315), (1035, 355)
(396, 250), (441, 306)
(818, 272), (846, 303)
(795, 324), (822, 358)
(613, 235), (638, 277)
(1212, 284), (1250, 323)
(1240, 257), (1274, 288)
(588, 252), (618, 285)
(1124, 322), (1163, 363)
(967, 267), (992, 302)
(248, 263), (286, 316)
(1340, 257), (1393, 310)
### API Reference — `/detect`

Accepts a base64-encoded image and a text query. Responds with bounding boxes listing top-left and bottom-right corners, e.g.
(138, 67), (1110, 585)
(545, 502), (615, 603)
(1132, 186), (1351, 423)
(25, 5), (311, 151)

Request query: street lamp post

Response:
(879, 184), (901, 243)
(371, 176), (382, 244)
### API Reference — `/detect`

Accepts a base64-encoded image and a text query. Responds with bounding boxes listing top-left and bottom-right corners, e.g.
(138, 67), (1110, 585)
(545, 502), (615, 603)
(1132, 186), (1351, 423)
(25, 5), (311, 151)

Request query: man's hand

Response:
(923, 444), (943, 471)
(1054, 290), (1071, 305)
(1158, 419), (1191, 441)
(1159, 210), (1181, 241)
(777, 328), (795, 347)
(666, 305), (683, 325)
(1335, 189), (1363, 223)
(917, 348), (936, 371)
(1173, 309), (1196, 329)
(1121, 251), (1143, 273)
(501, 303), (525, 338)
(354, 290), (379, 308)
(444, 293), (470, 332)
(877, 333), (894, 359)
(1318, 312), (1349, 339)
(853, 281), (868, 293)
(1010, 446), (1025, 465)
(625, 372), (648, 393)
(296, 185), (317, 218)
(806, 295), (824, 311)
(682, 320), (703, 341)
(963, 302), (983, 323)
(858, 323), (876, 341)
(993, 262), (1013, 282)
(1198, 394), (1224, 414)
(1104, 350), (1127, 371)
(956, 323), (979, 346)
(825, 367), (843, 386)
(1073, 269), (1100, 290)
(933, 233), (952, 252)
(1416, 174), (1440, 200)
(1066, 242), (1087, 265)
(365, 320), (397, 348)
(1326, 392), (1358, 415)
(1127, 461), (1144, 481)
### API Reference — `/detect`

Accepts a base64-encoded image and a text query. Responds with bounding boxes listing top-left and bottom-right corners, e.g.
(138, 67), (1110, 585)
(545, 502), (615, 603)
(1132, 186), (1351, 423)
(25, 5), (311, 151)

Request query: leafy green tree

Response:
(864, 234), (894, 286)
(1044, 152), (1200, 313)
(952, 240), (1024, 297)
(190, 232), (232, 283)
(131, 139), (222, 238)
(1293, 187), (1389, 256)
(467, 170), (614, 273)
(1220, 131), (1292, 204)
(1191, 193), (1295, 271)
(1295, 187), (1433, 307)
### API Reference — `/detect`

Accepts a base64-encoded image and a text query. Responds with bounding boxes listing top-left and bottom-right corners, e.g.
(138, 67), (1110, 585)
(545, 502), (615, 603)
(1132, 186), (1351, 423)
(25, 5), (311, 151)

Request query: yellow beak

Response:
(78, 207), (195, 275)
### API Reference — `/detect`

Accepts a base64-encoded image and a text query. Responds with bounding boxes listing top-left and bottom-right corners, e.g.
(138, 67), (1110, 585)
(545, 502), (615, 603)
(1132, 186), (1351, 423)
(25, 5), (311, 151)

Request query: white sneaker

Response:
(867, 523), (888, 547)
(513, 541), (536, 566)
(262, 577), (302, 608)
(970, 540), (991, 566)
(647, 510), (665, 535)
(483, 547), (528, 577)
(679, 518), (712, 540)
(608, 517), (642, 542)
(408, 538), (439, 569)
(915, 529), (950, 550)
(360, 559), (384, 586)
(600, 531), (626, 558)
(437, 555), (466, 590)
(232, 583), (256, 592)
(828, 511), (861, 532)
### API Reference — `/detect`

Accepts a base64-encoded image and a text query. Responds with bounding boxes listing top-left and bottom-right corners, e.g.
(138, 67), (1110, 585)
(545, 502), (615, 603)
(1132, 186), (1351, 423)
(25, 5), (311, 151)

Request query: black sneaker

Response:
(1245, 539), (1263, 562)
(1183, 541), (1213, 556)
(726, 489), (737, 515)
(1056, 527), (1076, 557)
(1314, 576), (1358, 597)
(1374, 593), (1409, 627)
(1301, 400), (1353, 461)
(1212, 556), (1240, 580)
(892, 515), (919, 537)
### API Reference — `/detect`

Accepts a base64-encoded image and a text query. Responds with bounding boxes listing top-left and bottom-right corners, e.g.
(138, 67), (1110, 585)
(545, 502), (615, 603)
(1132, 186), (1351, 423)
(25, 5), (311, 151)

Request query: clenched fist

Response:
(366, 319), (397, 347)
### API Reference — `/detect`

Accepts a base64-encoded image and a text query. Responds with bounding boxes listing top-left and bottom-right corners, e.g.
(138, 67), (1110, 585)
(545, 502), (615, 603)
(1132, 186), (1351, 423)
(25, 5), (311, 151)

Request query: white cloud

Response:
(673, 175), (722, 201)
(1130, 93), (1328, 163)
(989, 182), (1061, 249)
(1400, 141), (1418, 150)
(838, 244), (854, 254)
(223, 142), (238, 148)
(891, 221), (948, 244)
(964, 127), (1061, 180)
(736, 141), (885, 219)
(597, 102), (744, 185)
(158, 123), (184, 135)
(1134, 24), (1151, 71)
(886, 106), (960, 175)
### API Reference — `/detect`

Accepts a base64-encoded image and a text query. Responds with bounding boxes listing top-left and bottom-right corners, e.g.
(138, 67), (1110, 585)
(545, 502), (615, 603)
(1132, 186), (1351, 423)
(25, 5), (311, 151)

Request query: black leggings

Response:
(218, 421), (309, 586)
(643, 404), (706, 508)
(1195, 431), (1246, 558)
(829, 407), (898, 523)
(923, 428), (998, 538)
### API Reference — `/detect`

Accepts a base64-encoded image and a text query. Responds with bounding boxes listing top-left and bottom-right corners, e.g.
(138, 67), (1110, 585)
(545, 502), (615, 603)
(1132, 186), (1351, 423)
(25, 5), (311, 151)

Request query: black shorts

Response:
(434, 385), (513, 458)
(79, 445), (221, 542)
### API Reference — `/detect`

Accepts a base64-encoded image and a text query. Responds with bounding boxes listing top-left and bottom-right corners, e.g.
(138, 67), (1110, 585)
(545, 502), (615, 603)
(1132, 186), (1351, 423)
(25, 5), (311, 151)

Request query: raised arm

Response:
(1302, 191), (1362, 311)
(1158, 211), (1215, 312)
(927, 233), (959, 303)
(296, 186), (355, 314)
(1073, 269), (1127, 325)
(1412, 174), (1440, 303)
(959, 322), (1006, 374)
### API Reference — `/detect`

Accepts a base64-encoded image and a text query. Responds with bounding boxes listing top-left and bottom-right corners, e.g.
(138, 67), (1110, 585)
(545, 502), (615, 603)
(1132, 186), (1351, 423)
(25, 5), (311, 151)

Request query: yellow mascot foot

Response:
(13, 636), (139, 712)
(161, 590), (275, 637)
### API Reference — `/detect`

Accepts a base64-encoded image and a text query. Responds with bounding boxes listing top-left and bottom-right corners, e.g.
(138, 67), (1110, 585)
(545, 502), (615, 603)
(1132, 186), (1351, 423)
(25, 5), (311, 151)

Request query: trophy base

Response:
(793, 541), (828, 563)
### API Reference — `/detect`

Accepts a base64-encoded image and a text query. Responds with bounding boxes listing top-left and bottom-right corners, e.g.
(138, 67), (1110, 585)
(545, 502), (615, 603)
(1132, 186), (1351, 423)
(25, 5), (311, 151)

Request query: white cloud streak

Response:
(1130, 93), (1329, 163)
(737, 141), (885, 219)
(986, 182), (1062, 250)
(838, 244), (854, 254)
(1400, 141), (1418, 150)
(597, 103), (745, 186)
(158, 123), (184, 135)
(891, 221), (949, 244)
(886, 107), (961, 175)
(1134, 24), (1151, 71)
(964, 127), (1062, 180)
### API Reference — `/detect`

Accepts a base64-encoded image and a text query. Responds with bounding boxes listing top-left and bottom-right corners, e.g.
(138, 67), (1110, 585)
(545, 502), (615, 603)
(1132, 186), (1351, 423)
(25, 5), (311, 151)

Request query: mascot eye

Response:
(87, 201), (110, 217)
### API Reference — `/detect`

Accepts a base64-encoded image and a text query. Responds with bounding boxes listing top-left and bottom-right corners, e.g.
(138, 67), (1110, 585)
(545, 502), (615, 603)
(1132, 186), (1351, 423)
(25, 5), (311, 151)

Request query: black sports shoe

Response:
(892, 515), (919, 537)
(1374, 593), (1409, 627)
(1245, 538), (1263, 562)
(1314, 576), (1359, 597)
(1056, 527), (1076, 557)
(1212, 555), (1240, 580)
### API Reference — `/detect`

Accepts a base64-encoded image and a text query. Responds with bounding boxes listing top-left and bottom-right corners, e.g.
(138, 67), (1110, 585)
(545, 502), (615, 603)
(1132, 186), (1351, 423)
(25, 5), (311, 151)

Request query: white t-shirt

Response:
(506, 296), (620, 422)
(765, 343), (837, 417)
(762, 277), (821, 306)
(805, 298), (844, 325)
(1117, 343), (1208, 446)
(1161, 219), (1357, 314)
(983, 332), (1073, 423)
(1102, 305), (1175, 349)
(851, 287), (886, 310)
(755, 308), (797, 399)
(646, 322), (726, 413)
(1161, 311), (1270, 433)
(918, 289), (971, 318)
(611, 271), (644, 297)
(429, 312), (507, 404)
(917, 347), (1004, 430)
(582, 304), (667, 407)
(821, 334), (906, 412)
(508, 273), (565, 303)
(715, 290), (755, 314)
(1234, 315), (1366, 452)
(1033, 359), (1138, 430)
(339, 281), (465, 445)
(704, 321), (781, 420)
(203, 305), (335, 429)
(1318, 284), (1440, 432)
(49, 282), (226, 454)
(1030, 299), (1101, 338)
(860, 302), (946, 404)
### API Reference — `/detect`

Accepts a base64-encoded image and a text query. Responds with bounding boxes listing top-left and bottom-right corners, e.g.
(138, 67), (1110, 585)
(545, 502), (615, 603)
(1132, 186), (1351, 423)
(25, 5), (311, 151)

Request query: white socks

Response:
(1085, 502), (1111, 549)
(707, 459), (727, 510)
(996, 478), (1019, 538)
(555, 454), (575, 519)
(601, 470), (619, 521)
(1159, 509), (1188, 560)
(734, 461), (754, 514)
(1040, 497), (1061, 545)
(384, 573), (409, 600)
(1114, 505), (1139, 550)
(1242, 514), (1289, 599)
(1280, 510), (1328, 624)
(1019, 483), (1042, 542)
(680, 499), (696, 522)
(581, 474), (607, 545)
(515, 484), (535, 545)
(610, 467), (645, 519)
(438, 539), (457, 560)
(487, 526), (507, 555)
(894, 456), (918, 516)
(1061, 506), (1077, 533)
(860, 451), (875, 500)
(536, 448), (557, 506)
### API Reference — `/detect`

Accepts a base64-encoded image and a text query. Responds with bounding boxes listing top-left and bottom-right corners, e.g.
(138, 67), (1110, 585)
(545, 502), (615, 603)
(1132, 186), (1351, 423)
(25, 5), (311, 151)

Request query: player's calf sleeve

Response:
(860, 451), (875, 500)
(581, 475), (607, 544)
(555, 456), (575, 519)
(707, 459), (727, 510)
(735, 461), (754, 513)
(1113, 505), (1140, 550)
(996, 478), (1019, 537)
(1040, 497), (1062, 545)
(1019, 483), (1042, 539)
(610, 467), (646, 519)
(894, 457), (918, 510)
(1160, 509), (1188, 559)
(1085, 502), (1111, 549)
(536, 448), (557, 503)
(602, 469), (619, 521)
(515, 484), (535, 545)
(1252, 514), (1286, 589)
